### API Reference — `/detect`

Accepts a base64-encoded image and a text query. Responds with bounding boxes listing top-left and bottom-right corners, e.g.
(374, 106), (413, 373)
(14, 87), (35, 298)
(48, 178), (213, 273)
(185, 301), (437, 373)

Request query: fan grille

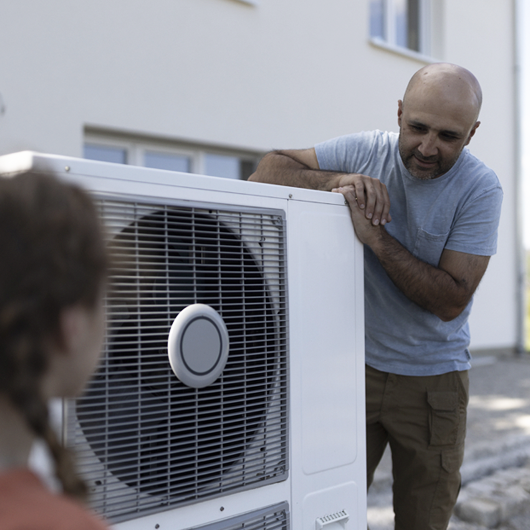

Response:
(67, 198), (289, 523)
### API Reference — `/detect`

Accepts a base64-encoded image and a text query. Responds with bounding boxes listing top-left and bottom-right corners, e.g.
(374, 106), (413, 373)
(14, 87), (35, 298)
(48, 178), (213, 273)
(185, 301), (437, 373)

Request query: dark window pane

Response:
(240, 160), (257, 181)
(407, 0), (420, 51)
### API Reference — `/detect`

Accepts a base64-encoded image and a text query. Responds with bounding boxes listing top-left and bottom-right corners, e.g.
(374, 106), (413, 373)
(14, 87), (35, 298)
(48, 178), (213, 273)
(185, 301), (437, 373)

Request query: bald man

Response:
(249, 63), (503, 529)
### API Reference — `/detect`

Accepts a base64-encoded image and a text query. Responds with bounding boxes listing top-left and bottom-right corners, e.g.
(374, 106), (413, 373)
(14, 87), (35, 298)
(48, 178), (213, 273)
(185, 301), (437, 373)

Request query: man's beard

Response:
(398, 134), (463, 180)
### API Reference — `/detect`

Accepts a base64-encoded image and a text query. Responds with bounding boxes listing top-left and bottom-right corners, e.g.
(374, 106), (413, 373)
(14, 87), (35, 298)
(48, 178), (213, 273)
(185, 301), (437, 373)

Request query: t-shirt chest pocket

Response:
(412, 228), (450, 267)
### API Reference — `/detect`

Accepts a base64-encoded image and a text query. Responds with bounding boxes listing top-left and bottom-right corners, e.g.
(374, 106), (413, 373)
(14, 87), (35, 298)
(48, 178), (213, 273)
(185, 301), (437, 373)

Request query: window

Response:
(204, 153), (256, 180)
(84, 144), (127, 165)
(370, 0), (431, 56)
(83, 133), (260, 181)
(144, 151), (191, 173)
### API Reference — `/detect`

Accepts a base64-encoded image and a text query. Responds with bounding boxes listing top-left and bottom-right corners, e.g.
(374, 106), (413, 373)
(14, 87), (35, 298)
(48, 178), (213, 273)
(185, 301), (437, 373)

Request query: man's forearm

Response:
(252, 151), (393, 226)
(249, 151), (343, 191)
(336, 187), (486, 322)
(370, 229), (471, 322)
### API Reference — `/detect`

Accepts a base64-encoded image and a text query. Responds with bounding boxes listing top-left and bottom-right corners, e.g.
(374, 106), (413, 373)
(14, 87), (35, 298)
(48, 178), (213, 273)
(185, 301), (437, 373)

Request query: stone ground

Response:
(366, 355), (530, 530)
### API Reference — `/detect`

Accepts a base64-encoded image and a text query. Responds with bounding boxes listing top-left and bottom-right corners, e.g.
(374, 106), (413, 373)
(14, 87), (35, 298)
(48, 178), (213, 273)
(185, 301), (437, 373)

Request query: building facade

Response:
(0, 0), (521, 354)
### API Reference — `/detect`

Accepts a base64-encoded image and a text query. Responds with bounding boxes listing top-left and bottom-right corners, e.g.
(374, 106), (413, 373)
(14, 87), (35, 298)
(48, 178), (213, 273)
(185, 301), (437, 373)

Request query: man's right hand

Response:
(333, 173), (392, 226)
(249, 148), (391, 226)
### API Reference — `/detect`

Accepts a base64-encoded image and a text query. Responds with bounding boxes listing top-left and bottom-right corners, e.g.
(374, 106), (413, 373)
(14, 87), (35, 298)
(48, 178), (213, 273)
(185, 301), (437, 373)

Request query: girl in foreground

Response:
(0, 171), (109, 529)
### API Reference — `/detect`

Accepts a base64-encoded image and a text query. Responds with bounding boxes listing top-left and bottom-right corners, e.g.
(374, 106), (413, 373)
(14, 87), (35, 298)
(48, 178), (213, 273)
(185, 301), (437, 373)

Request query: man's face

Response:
(397, 93), (479, 180)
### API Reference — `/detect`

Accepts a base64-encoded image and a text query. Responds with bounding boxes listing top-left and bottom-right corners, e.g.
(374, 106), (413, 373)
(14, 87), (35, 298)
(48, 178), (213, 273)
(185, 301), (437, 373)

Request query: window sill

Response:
(369, 37), (436, 64)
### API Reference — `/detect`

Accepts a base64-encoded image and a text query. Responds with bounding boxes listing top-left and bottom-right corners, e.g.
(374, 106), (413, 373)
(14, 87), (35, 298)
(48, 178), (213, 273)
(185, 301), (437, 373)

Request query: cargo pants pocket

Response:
(427, 391), (459, 446)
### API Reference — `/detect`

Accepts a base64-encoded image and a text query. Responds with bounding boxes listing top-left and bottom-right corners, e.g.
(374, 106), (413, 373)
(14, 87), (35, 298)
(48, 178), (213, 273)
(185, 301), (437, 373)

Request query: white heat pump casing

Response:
(0, 151), (366, 530)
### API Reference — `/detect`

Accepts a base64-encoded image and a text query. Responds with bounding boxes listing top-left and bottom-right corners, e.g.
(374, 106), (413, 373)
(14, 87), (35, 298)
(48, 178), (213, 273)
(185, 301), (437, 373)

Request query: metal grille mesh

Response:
(66, 198), (289, 523)
(196, 502), (289, 530)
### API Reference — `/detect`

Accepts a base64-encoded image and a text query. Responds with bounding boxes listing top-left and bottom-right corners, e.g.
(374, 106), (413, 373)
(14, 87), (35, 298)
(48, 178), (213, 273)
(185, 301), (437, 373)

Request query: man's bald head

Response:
(397, 63), (483, 179)
(403, 63), (482, 124)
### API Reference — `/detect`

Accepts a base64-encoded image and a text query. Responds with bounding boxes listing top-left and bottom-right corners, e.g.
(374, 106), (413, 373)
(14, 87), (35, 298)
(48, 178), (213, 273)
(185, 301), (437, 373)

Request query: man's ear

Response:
(397, 100), (403, 127)
(465, 121), (480, 146)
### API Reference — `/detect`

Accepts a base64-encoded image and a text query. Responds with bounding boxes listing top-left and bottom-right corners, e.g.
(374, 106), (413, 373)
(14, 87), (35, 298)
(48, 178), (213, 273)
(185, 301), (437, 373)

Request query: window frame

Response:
(369, 0), (434, 60)
(84, 131), (261, 181)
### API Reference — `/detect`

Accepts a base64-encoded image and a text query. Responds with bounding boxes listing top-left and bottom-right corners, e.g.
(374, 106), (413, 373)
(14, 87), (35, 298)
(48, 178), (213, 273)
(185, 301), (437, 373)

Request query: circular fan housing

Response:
(76, 208), (285, 499)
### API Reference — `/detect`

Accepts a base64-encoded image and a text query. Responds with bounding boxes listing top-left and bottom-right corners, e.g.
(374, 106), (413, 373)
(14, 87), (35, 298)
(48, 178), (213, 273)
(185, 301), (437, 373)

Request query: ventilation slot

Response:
(194, 502), (290, 530)
(67, 199), (289, 523)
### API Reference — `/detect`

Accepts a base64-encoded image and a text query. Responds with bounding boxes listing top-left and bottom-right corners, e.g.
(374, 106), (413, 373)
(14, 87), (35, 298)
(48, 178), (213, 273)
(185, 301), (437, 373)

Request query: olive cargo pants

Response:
(365, 364), (469, 530)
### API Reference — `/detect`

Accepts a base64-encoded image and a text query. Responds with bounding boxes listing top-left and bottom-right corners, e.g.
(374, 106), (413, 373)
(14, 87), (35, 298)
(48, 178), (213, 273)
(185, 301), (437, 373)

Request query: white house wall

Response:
(0, 0), (518, 353)
(440, 0), (518, 351)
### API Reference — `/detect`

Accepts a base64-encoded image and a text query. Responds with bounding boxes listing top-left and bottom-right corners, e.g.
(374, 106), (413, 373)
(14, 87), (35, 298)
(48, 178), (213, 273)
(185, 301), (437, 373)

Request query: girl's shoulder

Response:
(0, 468), (109, 530)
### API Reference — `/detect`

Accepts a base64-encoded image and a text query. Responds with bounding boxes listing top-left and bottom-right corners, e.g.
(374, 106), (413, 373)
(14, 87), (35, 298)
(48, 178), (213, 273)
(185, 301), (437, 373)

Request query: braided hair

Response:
(0, 170), (108, 501)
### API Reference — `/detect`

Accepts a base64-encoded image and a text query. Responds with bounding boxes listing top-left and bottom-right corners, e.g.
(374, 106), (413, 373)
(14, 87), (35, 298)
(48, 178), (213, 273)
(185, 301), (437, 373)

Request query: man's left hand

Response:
(333, 185), (385, 248)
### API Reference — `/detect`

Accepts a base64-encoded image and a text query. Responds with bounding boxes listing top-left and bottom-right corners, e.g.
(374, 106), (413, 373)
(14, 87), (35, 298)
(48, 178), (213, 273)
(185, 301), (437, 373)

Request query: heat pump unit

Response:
(0, 151), (366, 530)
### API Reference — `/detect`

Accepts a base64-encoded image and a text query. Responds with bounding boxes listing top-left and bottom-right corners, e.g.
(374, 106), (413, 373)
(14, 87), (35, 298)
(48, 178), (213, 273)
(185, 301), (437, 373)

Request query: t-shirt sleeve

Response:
(445, 184), (503, 256)
(315, 132), (380, 174)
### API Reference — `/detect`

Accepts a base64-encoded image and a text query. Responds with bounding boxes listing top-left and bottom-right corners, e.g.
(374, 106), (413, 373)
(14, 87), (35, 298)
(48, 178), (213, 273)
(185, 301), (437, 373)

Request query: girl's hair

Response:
(0, 170), (108, 501)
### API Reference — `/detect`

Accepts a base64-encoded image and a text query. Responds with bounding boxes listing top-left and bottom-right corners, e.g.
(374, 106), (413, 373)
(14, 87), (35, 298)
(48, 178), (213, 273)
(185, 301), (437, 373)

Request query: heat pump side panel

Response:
(287, 199), (366, 530)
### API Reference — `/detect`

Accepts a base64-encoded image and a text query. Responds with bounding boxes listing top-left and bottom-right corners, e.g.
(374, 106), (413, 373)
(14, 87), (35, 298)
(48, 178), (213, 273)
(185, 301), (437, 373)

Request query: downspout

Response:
(514, 0), (526, 354)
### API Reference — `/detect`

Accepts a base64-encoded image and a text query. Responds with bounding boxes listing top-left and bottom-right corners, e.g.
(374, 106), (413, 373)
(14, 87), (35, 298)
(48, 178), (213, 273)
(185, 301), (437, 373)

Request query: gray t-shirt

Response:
(315, 130), (503, 376)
